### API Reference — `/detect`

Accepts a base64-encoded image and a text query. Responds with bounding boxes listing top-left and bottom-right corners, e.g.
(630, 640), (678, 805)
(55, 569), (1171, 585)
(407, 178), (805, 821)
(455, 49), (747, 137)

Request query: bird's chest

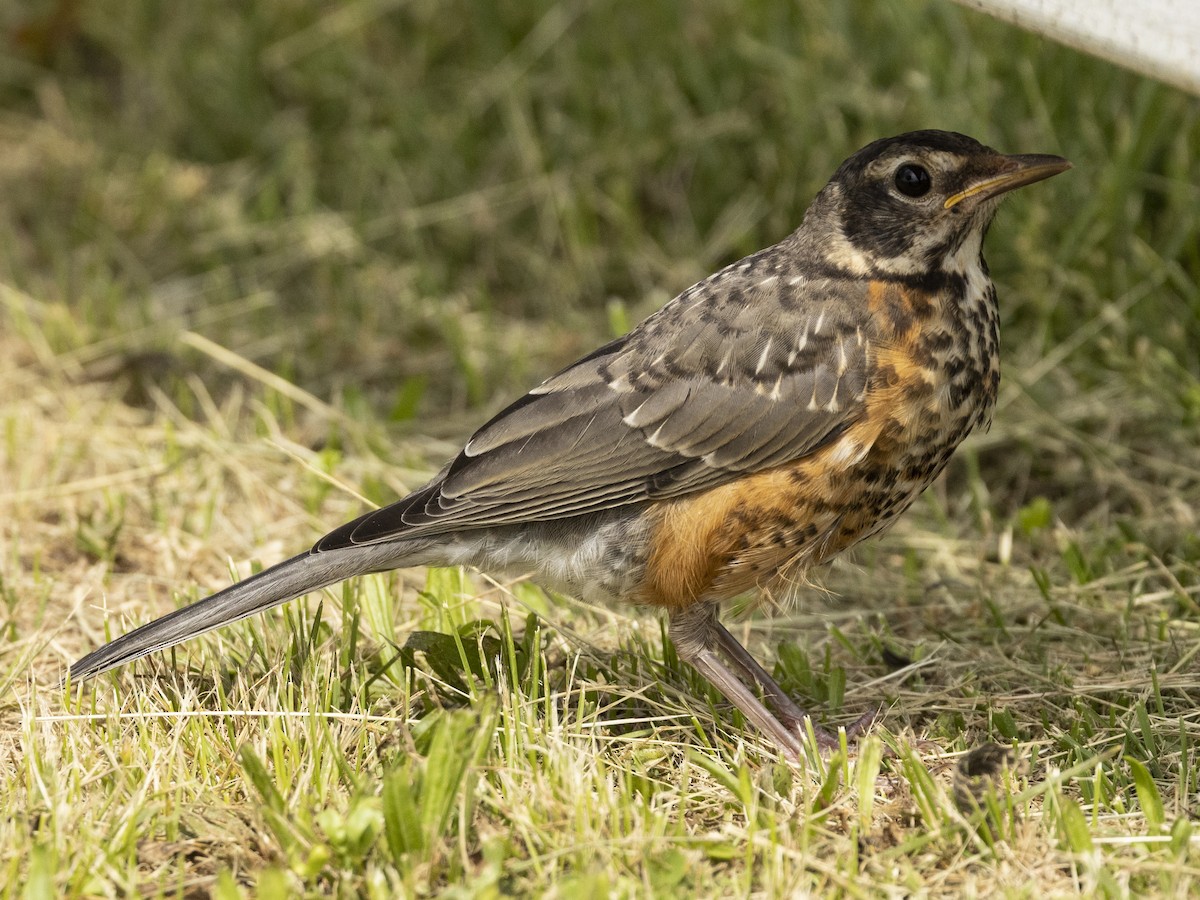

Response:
(470, 274), (1002, 611)
(826, 272), (1000, 543)
(881, 269), (999, 456)
(705, 275), (998, 586)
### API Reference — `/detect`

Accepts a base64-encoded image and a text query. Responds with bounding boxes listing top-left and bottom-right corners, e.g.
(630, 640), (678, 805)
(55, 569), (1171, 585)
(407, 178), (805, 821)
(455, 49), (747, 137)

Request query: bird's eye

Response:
(894, 164), (932, 198)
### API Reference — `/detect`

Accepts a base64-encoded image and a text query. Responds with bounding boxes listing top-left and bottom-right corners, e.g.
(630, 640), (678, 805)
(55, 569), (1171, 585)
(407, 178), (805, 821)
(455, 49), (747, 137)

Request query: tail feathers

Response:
(68, 542), (409, 682)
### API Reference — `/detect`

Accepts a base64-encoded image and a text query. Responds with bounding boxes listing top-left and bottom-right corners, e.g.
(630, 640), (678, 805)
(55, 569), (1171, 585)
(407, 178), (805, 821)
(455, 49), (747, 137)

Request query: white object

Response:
(953, 0), (1200, 95)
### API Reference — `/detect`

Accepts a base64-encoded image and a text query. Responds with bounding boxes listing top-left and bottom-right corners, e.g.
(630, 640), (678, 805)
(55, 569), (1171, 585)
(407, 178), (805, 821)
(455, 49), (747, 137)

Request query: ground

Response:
(2, 0), (1199, 896)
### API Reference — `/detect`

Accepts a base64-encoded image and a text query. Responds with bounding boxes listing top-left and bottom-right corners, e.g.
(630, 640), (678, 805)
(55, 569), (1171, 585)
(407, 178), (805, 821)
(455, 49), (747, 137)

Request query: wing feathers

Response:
(316, 263), (875, 553)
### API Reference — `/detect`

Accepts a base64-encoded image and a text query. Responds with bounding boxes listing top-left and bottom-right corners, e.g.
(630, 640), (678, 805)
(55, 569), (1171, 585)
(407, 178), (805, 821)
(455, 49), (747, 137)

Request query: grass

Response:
(3, 0), (1200, 895)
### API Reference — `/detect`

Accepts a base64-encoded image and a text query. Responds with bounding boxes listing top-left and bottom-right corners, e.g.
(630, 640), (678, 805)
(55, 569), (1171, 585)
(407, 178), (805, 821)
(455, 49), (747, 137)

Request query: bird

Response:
(69, 130), (1070, 759)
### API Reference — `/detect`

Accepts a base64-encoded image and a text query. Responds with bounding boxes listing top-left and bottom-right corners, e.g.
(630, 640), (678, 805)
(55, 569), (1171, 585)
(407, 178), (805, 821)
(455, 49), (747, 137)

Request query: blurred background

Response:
(4, 0), (1198, 520)
(4, 1), (1200, 893)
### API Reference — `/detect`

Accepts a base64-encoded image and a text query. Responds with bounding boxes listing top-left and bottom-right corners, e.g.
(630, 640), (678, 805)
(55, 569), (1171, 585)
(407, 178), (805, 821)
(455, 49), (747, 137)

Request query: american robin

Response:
(69, 131), (1070, 759)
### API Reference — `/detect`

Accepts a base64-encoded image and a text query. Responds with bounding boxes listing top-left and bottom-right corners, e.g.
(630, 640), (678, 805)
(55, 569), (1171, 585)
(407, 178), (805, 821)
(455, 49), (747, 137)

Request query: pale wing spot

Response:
(836, 341), (848, 375)
(646, 422), (669, 447)
(787, 276), (804, 286)
(758, 275), (778, 288)
(716, 346), (735, 376)
(622, 399), (650, 428)
(755, 338), (773, 374)
(788, 332), (806, 365)
(825, 380), (840, 412)
(813, 310), (825, 334)
(753, 373), (784, 398)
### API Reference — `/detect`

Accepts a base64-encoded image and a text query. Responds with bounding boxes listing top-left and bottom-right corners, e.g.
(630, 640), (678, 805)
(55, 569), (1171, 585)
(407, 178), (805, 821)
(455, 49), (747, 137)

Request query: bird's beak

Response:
(944, 153), (1072, 209)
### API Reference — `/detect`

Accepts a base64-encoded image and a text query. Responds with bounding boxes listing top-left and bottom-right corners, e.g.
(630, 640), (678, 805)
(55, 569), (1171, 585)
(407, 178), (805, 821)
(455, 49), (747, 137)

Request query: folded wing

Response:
(316, 265), (872, 551)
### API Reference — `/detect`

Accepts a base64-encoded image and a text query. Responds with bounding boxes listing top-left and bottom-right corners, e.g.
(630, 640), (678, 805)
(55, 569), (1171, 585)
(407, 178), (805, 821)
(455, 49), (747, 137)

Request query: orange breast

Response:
(636, 407), (909, 608)
(636, 282), (954, 610)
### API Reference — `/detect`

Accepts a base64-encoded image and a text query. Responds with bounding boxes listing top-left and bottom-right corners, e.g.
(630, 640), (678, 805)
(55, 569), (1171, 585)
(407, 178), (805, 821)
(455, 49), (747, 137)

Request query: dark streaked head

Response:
(798, 130), (1070, 278)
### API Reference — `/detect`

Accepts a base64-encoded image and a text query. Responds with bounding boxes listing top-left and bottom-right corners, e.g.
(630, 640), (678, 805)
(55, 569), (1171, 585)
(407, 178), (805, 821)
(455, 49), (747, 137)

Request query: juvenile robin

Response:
(70, 130), (1070, 759)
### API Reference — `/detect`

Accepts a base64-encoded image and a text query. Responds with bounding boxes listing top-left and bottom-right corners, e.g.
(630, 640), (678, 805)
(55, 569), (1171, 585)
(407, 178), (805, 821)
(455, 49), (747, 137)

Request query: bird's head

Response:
(800, 130), (1070, 278)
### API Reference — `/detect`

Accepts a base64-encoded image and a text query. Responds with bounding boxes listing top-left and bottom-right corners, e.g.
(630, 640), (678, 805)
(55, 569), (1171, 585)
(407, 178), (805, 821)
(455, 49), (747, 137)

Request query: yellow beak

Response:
(944, 153), (1072, 209)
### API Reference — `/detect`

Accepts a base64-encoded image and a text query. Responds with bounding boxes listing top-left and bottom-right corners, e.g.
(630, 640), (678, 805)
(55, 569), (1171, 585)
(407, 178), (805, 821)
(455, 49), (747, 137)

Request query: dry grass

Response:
(3, 0), (1200, 896)
(7, 292), (1199, 896)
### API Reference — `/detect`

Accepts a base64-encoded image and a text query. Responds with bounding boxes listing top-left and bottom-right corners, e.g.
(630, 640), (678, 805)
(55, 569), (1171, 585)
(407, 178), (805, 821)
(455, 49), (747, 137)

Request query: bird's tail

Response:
(68, 542), (413, 682)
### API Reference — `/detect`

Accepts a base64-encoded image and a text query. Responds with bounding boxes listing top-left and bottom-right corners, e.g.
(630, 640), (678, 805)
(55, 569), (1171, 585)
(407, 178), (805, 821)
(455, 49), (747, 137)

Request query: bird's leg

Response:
(712, 622), (877, 746)
(712, 621), (814, 724)
(669, 602), (806, 759)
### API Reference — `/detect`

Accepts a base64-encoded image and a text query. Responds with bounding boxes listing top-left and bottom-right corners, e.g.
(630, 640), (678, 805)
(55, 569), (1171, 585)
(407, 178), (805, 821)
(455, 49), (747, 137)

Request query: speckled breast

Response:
(637, 273), (1000, 609)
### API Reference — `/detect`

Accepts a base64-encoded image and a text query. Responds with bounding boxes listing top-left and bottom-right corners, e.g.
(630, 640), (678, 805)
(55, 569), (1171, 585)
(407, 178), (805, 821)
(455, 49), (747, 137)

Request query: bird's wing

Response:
(316, 261), (872, 550)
